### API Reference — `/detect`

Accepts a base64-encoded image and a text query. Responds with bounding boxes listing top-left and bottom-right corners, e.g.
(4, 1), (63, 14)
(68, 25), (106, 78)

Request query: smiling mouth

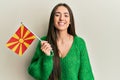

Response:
(58, 22), (65, 26)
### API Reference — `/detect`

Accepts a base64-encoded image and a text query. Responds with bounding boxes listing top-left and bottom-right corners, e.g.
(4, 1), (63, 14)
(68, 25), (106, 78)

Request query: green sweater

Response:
(28, 35), (94, 80)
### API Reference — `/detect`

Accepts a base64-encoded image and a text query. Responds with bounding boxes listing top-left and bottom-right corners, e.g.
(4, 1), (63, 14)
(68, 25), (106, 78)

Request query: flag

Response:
(6, 24), (36, 56)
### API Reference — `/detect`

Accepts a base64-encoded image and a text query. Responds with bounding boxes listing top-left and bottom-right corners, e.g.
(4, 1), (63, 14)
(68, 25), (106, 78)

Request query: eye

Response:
(55, 13), (60, 17)
(65, 14), (69, 17)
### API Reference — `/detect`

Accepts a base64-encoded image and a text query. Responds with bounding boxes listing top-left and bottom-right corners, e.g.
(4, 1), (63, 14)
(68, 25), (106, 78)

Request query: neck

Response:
(57, 31), (71, 43)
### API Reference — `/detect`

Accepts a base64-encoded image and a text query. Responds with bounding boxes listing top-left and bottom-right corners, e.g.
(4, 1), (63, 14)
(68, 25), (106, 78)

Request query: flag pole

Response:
(21, 22), (42, 42)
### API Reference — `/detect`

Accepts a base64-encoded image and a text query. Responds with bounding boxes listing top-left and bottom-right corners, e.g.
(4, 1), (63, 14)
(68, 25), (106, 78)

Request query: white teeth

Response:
(59, 22), (65, 26)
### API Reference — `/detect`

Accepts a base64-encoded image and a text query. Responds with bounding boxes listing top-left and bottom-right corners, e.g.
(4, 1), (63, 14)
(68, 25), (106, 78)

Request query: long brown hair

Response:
(46, 3), (76, 80)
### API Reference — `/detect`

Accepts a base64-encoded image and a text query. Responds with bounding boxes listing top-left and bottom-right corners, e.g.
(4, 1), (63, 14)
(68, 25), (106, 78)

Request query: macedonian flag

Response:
(6, 24), (36, 56)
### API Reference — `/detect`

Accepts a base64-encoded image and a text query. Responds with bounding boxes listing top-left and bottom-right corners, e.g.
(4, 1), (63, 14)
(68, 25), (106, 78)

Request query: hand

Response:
(41, 41), (52, 56)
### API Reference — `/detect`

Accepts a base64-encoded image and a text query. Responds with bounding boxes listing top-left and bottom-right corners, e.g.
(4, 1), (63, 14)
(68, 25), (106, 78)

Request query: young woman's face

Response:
(54, 6), (70, 31)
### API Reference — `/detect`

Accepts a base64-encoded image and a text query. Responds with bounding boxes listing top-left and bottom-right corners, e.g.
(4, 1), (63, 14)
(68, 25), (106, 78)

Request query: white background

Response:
(0, 0), (120, 80)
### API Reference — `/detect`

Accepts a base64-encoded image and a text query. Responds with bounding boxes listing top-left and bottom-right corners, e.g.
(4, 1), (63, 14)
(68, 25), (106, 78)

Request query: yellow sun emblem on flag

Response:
(6, 25), (36, 56)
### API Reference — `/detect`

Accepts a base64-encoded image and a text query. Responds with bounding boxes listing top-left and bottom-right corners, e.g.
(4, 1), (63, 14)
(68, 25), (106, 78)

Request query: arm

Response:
(28, 41), (53, 80)
(79, 40), (94, 80)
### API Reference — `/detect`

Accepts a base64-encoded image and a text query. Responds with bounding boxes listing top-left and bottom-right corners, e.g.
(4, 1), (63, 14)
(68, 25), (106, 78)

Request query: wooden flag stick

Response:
(21, 22), (42, 42)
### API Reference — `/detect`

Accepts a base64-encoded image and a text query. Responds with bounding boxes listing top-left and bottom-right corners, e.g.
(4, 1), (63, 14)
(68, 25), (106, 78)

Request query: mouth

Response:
(58, 22), (65, 26)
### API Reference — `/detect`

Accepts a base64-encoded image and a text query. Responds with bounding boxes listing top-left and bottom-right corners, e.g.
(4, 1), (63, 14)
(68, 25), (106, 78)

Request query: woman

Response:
(28, 3), (94, 80)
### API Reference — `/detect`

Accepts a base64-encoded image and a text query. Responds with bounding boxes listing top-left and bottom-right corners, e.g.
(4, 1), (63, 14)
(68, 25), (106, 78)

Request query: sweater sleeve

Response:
(28, 40), (53, 80)
(78, 39), (94, 80)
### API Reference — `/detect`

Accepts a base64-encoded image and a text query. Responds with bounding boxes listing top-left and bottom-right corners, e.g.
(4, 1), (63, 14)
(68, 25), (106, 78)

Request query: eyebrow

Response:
(55, 12), (69, 14)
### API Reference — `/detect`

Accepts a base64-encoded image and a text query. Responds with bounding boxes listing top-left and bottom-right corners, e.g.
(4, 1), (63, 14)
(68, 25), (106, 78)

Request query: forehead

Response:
(55, 6), (69, 13)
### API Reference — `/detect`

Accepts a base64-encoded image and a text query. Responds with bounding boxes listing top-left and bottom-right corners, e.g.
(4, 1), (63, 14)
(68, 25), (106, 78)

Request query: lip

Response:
(58, 22), (65, 26)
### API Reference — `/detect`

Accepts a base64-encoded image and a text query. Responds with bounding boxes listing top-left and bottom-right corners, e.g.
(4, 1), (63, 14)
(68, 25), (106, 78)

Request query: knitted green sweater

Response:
(28, 35), (94, 80)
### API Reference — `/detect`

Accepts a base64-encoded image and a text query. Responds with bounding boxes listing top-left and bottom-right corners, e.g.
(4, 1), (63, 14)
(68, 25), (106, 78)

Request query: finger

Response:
(41, 41), (48, 49)
(41, 46), (51, 56)
(41, 41), (48, 45)
(41, 42), (50, 50)
(41, 42), (52, 52)
(42, 41), (51, 49)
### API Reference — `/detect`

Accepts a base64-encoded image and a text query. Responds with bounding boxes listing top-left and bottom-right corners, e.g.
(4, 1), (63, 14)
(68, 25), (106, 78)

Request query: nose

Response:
(59, 15), (64, 21)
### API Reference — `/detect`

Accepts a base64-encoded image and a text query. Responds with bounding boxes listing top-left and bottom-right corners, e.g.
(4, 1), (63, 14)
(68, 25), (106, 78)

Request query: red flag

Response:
(6, 24), (36, 56)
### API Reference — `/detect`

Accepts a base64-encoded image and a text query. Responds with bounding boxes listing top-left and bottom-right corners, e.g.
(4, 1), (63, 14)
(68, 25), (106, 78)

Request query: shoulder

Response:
(74, 35), (86, 45)
(40, 36), (47, 40)
(74, 35), (87, 50)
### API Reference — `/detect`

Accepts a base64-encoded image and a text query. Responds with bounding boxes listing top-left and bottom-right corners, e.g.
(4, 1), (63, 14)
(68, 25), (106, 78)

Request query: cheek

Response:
(54, 16), (59, 21)
(68, 18), (70, 23)
(54, 17), (57, 22)
(54, 18), (59, 25)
